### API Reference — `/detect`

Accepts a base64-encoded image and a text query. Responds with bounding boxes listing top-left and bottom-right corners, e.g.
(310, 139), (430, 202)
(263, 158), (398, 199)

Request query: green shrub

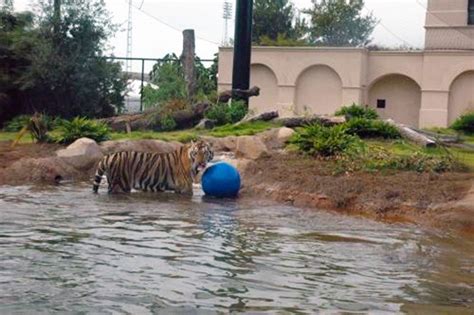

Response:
(159, 115), (177, 131)
(344, 118), (400, 139)
(451, 112), (474, 134)
(4, 114), (66, 132)
(3, 115), (32, 132)
(335, 103), (379, 120)
(333, 144), (464, 174)
(55, 117), (110, 144)
(205, 100), (248, 126)
(289, 124), (364, 157)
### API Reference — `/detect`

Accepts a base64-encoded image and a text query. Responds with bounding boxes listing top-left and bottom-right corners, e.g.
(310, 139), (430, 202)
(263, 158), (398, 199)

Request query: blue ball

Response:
(201, 162), (241, 198)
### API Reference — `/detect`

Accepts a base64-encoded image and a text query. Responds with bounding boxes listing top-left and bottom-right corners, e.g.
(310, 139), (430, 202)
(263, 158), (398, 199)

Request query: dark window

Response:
(377, 99), (386, 109)
(469, 0), (474, 25)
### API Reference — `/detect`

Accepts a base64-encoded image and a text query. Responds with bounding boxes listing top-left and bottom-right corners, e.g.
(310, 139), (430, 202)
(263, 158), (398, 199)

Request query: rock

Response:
(235, 136), (270, 160)
(56, 138), (103, 170)
(201, 136), (238, 152)
(257, 127), (295, 150)
(277, 127), (295, 142)
(195, 118), (215, 130)
(7, 157), (85, 184)
(100, 139), (182, 155)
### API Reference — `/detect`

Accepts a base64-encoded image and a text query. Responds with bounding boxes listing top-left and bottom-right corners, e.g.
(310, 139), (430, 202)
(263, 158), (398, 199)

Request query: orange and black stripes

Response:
(92, 141), (213, 195)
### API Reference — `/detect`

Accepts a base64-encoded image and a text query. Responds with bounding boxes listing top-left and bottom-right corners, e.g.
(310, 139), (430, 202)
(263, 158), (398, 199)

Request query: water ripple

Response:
(0, 184), (473, 313)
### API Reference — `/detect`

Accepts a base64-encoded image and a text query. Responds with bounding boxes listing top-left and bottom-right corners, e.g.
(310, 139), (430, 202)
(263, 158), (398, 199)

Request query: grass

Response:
(366, 139), (474, 170)
(0, 132), (33, 144)
(110, 121), (279, 143)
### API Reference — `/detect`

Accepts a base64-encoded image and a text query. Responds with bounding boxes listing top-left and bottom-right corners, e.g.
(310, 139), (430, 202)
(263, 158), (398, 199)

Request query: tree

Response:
(305, 0), (377, 47)
(252, 0), (306, 45)
(143, 53), (218, 109)
(0, 0), (126, 125)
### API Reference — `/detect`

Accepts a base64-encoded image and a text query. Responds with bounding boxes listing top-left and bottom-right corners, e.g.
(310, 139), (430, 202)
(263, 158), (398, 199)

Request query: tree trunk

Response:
(386, 119), (437, 148)
(275, 115), (346, 128)
(181, 29), (196, 103)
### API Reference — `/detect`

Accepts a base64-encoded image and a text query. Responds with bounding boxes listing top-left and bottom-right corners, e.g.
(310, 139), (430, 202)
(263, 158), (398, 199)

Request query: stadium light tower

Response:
(222, 0), (233, 46)
(126, 0), (133, 73)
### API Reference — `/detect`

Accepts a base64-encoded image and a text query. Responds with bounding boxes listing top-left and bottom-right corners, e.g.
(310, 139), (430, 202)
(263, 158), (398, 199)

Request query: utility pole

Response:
(231, 0), (253, 104)
(181, 29), (197, 103)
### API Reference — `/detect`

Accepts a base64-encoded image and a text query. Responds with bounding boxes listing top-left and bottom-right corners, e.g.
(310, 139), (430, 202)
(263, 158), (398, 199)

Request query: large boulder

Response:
(6, 156), (84, 184)
(56, 138), (103, 170)
(201, 136), (238, 153)
(257, 127), (295, 150)
(235, 136), (270, 160)
(100, 139), (182, 155)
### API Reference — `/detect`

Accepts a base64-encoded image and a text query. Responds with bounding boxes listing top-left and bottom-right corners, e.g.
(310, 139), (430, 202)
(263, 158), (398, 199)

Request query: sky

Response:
(13, 0), (428, 72)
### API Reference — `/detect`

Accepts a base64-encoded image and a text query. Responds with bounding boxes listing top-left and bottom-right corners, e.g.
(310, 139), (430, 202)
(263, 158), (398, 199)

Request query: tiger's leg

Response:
(176, 182), (193, 195)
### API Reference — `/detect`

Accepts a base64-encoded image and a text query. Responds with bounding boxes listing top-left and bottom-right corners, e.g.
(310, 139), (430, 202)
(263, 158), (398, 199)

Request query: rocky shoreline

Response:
(0, 127), (473, 234)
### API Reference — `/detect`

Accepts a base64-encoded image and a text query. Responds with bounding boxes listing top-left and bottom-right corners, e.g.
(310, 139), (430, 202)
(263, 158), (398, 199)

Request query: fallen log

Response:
(237, 111), (279, 125)
(100, 102), (210, 132)
(386, 119), (437, 148)
(274, 115), (346, 128)
(218, 86), (260, 103)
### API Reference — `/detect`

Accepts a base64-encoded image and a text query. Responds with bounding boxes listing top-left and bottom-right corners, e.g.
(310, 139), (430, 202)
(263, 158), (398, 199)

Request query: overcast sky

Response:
(14, 0), (428, 71)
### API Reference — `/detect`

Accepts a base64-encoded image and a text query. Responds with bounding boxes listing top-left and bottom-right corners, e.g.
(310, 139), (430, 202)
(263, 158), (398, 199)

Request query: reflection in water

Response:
(0, 184), (473, 313)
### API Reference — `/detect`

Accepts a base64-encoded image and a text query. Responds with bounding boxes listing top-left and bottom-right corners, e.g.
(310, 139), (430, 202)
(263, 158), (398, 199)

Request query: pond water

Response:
(0, 184), (473, 314)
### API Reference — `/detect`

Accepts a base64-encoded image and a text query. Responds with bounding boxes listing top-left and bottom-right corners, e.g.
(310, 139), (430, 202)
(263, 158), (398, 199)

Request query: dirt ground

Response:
(241, 153), (474, 233)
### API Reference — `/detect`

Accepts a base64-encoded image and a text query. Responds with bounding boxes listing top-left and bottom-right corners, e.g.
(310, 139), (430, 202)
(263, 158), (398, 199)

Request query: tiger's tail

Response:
(92, 158), (107, 193)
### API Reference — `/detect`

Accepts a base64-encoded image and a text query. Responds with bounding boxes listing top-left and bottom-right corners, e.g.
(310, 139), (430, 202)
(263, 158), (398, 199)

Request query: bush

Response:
(335, 103), (378, 120)
(205, 100), (248, 126)
(159, 115), (177, 131)
(289, 124), (364, 157)
(451, 112), (474, 134)
(3, 115), (32, 132)
(344, 118), (400, 139)
(55, 117), (111, 144)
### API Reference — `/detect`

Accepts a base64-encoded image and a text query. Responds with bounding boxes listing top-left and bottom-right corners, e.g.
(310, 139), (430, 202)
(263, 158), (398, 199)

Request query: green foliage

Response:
(252, 0), (307, 45)
(0, 2), (126, 124)
(3, 114), (65, 132)
(344, 118), (400, 139)
(451, 112), (474, 134)
(209, 121), (278, 138)
(335, 103), (378, 120)
(289, 124), (364, 157)
(304, 0), (377, 46)
(259, 34), (309, 47)
(3, 115), (32, 132)
(55, 117), (110, 144)
(143, 53), (218, 108)
(334, 144), (464, 174)
(159, 115), (177, 132)
(204, 100), (248, 126)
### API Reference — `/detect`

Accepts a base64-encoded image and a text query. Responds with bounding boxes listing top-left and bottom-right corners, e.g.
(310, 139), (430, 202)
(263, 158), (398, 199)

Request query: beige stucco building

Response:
(218, 0), (474, 128)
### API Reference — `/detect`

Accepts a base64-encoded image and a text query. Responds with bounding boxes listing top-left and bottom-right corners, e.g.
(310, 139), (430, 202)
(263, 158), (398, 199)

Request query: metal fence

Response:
(105, 56), (214, 113)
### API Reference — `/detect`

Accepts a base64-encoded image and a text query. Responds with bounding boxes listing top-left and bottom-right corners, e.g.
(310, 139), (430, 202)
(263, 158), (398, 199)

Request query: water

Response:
(1, 184), (473, 314)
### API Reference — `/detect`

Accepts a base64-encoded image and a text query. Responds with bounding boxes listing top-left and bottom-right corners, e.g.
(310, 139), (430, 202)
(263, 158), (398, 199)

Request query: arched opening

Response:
(249, 64), (278, 114)
(368, 74), (421, 127)
(295, 65), (343, 115)
(448, 71), (474, 124)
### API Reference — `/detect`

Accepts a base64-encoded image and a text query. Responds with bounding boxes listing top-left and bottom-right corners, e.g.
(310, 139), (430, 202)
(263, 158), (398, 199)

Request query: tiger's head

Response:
(188, 140), (214, 176)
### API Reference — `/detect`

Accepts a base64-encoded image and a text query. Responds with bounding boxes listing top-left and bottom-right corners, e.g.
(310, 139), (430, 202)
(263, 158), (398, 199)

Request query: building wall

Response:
(425, 0), (474, 49)
(218, 47), (474, 127)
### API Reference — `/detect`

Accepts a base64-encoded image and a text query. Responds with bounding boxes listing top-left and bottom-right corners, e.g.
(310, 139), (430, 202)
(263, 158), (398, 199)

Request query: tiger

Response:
(92, 140), (214, 195)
